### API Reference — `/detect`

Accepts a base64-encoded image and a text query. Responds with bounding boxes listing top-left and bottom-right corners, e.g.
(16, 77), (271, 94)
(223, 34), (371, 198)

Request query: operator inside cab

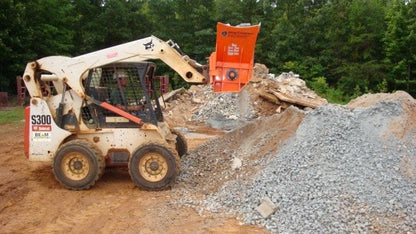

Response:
(111, 70), (143, 112)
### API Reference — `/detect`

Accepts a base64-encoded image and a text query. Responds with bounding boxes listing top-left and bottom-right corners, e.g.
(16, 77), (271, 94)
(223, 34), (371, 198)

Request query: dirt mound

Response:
(347, 90), (414, 108)
(348, 90), (416, 141)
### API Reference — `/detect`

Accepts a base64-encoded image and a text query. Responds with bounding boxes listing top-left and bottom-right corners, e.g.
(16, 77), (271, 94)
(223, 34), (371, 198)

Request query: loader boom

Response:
(23, 36), (208, 99)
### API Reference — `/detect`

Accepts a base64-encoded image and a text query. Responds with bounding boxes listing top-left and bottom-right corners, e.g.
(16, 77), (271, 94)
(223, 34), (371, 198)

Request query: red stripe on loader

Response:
(100, 102), (143, 125)
(24, 106), (30, 158)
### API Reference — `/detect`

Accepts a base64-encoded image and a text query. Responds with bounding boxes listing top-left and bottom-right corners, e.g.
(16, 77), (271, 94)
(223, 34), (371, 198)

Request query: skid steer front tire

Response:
(129, 142), (180, 191)
(53, 140), (104, 190)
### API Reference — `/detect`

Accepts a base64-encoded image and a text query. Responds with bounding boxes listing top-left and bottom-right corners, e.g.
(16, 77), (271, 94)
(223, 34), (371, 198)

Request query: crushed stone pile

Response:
(175, 106), (305, 196)
(173, 91), (416, 233)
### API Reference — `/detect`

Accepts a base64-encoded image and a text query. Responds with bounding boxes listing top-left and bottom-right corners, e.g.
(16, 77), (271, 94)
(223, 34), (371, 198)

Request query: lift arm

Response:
(22, 23), (260, 98)
(22, 36), (208, 98)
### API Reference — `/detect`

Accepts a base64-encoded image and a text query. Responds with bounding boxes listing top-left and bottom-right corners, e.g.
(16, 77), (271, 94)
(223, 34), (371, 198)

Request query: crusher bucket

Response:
(209, 22), (260, 92)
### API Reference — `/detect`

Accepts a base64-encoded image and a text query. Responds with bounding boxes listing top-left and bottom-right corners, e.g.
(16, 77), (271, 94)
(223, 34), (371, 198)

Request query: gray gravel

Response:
(179, 100), (416, 233)
(193, 88), (256, 130)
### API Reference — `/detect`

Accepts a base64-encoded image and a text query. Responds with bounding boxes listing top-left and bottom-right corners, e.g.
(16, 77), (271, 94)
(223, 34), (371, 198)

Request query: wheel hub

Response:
(62, 153), (90, 181)
(149, 161), (159, 171)
(139, 153), (168, 182)
(73, 161), (83, 170)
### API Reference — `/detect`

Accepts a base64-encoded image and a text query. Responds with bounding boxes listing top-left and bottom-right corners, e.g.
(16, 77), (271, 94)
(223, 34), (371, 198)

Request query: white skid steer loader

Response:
(22, 23), (260, 190)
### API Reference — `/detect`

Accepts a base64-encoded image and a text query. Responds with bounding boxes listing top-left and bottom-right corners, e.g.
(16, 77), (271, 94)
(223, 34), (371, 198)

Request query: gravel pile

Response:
(177, 106), (305, 196)
(178, 96), (416, 233)
(193, 87), (256, 130)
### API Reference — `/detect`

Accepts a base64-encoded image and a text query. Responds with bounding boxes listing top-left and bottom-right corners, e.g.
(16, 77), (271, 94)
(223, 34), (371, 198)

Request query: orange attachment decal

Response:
(209, 22), (260, 92)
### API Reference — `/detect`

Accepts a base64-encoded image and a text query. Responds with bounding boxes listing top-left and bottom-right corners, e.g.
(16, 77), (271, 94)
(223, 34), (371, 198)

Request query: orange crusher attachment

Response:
(209, 22), (260, 92)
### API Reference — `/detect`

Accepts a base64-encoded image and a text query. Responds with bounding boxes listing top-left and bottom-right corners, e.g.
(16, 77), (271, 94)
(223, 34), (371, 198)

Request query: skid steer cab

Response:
(24, 61), (186, 191)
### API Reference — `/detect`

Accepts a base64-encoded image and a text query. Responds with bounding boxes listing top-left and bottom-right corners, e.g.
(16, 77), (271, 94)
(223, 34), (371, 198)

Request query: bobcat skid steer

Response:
(23, 23), (260, 190)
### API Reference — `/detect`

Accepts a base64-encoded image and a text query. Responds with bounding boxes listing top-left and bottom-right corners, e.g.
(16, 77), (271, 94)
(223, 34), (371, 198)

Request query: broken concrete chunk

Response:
(231, 157), (242, 170)
(253, 63), (269, 79)
(256, 197), (278, 218)
(191, 97), (203, 104)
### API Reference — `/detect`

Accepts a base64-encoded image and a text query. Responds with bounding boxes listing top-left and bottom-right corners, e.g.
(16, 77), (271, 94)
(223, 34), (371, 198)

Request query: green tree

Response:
(98, 0), (149, 47)
(384, 0), (416, 96)
(144, 0), (177, 39)
(215, 0), (244, 25)
(0, 1), (33, 92)
(290, 1), (328, 82)
(343, 0), (386, 95)
(71, 0), (105, 54)
(319, 0), (387, 97)
(146, 0), (216, 88)
(0, 0), (75, 93)
(25, 0), (75, 57)
(172, 0), (216, 60)
(259, 0), (307, 73)
(1, 0), (414, 101)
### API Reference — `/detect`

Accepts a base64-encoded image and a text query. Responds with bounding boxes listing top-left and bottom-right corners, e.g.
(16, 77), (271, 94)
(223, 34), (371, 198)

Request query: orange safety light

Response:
(209, 22), (260, 92)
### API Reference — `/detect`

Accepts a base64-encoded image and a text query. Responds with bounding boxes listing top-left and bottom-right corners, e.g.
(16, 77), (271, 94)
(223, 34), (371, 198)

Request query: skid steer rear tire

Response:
(170, 129), (188, 157)
(53, 140), (104, 190)
(129, 142), (180, 191)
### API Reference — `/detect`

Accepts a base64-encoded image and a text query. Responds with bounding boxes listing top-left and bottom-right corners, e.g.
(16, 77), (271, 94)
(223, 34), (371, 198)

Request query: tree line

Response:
(1, 0), (415, 103)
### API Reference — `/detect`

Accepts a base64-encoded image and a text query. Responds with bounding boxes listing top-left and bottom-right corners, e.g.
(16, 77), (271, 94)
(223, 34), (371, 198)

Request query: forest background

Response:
(1, 0), (415, 103)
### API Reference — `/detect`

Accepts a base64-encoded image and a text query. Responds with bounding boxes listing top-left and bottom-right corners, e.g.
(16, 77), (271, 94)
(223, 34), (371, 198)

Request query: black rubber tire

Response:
(128, 142), (180, 191)
(170, 129), (188, 157)
(53, 139), (104, 190)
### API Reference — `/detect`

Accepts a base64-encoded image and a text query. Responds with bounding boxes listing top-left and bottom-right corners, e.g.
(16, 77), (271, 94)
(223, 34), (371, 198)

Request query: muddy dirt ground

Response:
(0, 120), (268, 233)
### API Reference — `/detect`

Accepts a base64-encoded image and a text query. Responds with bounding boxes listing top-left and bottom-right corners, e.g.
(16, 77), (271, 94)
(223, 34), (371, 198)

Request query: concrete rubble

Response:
(164, 63), (327, 131)
(256, 197), (278, 219)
